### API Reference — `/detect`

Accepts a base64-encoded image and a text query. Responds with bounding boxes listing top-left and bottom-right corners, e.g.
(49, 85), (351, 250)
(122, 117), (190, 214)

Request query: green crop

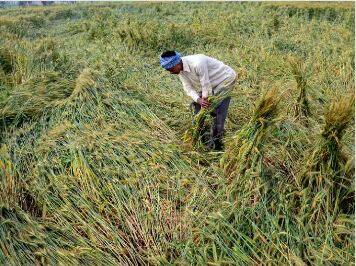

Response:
(0, 2), (354, 265)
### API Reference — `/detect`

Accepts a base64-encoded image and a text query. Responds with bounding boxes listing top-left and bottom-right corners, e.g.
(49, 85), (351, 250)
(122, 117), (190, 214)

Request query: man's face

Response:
(167, 63), (181, 75)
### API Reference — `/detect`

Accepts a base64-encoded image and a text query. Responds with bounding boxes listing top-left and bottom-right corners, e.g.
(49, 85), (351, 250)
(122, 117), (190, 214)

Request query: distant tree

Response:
(42, 1), (54, 6)
(19, 1), (31, 7)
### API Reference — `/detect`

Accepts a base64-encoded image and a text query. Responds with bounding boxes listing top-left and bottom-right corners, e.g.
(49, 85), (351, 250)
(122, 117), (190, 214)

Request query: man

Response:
(160, 51), (237, 150)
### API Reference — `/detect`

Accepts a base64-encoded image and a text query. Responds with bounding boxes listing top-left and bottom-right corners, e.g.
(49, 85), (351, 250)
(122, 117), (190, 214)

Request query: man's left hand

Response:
(198, 97), (210, 108)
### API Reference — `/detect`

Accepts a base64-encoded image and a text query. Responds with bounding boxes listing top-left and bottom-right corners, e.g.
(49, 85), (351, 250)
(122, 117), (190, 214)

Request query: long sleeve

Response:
(196, 62), (213, 99)
(179, 75), (200, 102)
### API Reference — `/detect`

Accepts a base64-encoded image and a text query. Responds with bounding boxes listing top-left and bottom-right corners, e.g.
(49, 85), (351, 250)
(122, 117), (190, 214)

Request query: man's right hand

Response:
(197, 97), (211, 108)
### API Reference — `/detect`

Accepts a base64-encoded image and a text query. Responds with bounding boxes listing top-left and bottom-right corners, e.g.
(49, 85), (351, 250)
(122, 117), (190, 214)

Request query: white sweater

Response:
(178, 54), (237, 102)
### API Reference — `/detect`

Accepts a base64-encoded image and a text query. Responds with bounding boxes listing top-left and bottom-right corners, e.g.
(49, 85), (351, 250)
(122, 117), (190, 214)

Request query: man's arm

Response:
(179, 75), (200, 102)
(196, 62), (213, 99)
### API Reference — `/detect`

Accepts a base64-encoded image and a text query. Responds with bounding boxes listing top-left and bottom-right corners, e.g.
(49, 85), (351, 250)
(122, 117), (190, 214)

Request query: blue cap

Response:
(160, 52), (181, 69)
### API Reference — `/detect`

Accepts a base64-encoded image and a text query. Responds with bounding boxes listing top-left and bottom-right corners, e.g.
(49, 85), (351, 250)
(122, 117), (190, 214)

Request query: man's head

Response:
(160, 50), (183, 75)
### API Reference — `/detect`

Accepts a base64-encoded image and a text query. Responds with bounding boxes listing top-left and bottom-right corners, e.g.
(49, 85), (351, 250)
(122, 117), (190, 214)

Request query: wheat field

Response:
(0, 2), (354, 265)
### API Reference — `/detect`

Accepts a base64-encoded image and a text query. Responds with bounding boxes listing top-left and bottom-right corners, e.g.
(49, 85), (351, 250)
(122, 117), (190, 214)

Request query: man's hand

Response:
(197, 97), (210, 108)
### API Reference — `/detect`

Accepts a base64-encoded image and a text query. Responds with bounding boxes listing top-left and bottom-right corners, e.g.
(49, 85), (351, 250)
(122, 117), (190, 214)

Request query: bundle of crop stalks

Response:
(0, 145), (17, 208)
(0, 68), (7, 87)
(0, 40), (33, 86)
(0, 71), (74, 126)
(0, 45), (16, 87)
(34, 37), (60, 65)
(298, 95), (354, 215)
(0, 145), (104, 265)
(288, 56), (311, 122)
(183, 91), (231, 151)
(0, 45), (14, 76)
(0, 204), (108, 265)
(221, 87), (280, 178)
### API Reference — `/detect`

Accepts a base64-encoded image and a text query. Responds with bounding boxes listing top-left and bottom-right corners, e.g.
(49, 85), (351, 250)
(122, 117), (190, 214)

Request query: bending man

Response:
(160, 51), (237, 150)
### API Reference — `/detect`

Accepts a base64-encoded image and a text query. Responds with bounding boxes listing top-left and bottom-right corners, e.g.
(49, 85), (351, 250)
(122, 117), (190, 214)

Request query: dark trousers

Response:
(190, 92), (231, 150)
